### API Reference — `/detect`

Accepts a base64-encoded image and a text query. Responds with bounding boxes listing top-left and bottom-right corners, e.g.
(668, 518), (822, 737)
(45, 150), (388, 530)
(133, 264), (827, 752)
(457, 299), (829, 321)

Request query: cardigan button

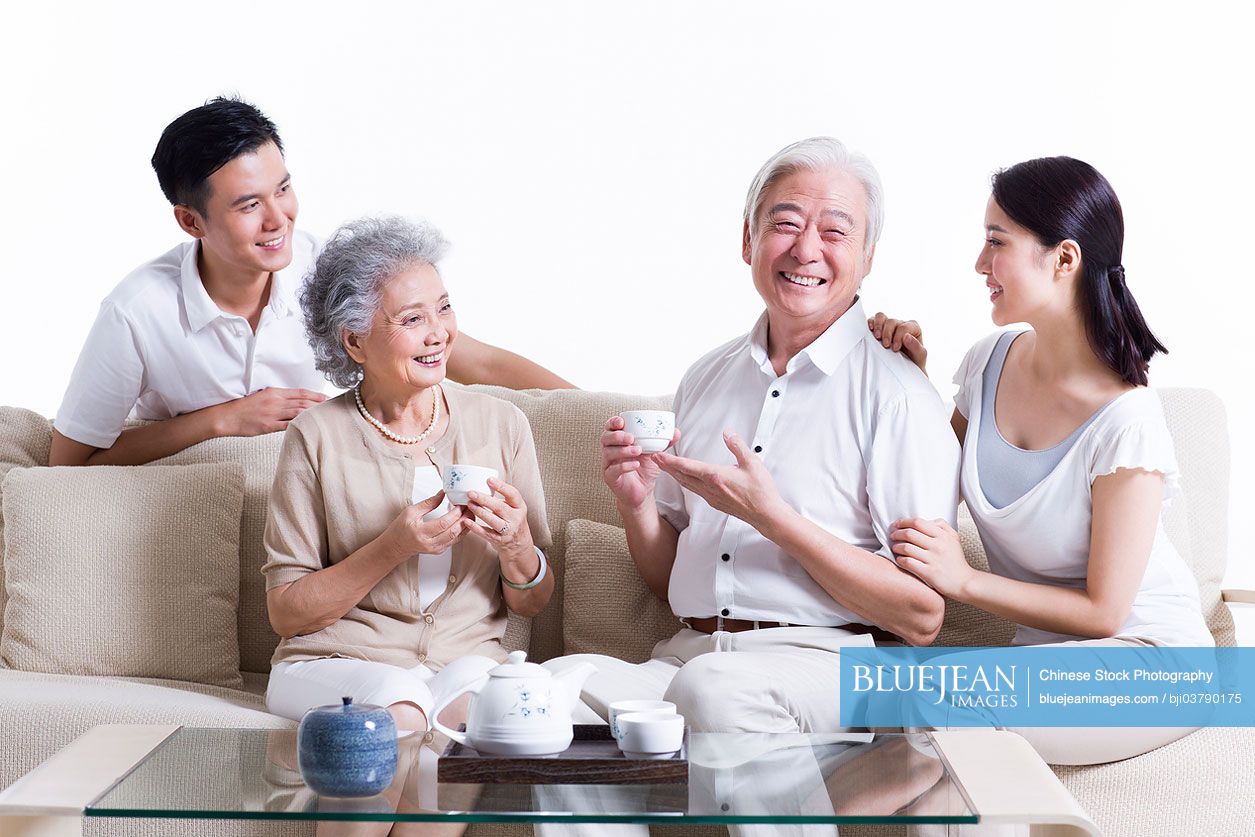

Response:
(424, 614), (435, 624)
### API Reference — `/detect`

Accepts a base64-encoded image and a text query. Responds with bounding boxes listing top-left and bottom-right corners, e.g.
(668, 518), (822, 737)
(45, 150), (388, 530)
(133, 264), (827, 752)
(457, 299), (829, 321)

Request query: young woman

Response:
(872, 157), (1212, 764)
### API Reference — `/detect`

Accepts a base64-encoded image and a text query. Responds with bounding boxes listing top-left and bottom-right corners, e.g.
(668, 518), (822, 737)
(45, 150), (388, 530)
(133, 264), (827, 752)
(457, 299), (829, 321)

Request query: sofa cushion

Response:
(0, 668), (288, 791)
(1, 463), (245, 688)
(149, 430), (288, 673)
(0, 407), (51, 624)
(1158, 388), (1234, 646)
(460, 385), (672, 663)
(563, 519), (682, 660)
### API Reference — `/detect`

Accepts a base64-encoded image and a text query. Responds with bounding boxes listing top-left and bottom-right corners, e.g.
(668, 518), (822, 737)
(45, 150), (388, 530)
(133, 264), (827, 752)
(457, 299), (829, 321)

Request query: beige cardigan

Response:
(262, 385), (552, 670)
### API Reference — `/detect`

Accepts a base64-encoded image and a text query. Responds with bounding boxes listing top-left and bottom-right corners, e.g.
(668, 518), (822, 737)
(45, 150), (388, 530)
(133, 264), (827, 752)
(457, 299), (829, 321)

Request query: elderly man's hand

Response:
(600, 415), (682, 509)
(653, 431), (787, 532)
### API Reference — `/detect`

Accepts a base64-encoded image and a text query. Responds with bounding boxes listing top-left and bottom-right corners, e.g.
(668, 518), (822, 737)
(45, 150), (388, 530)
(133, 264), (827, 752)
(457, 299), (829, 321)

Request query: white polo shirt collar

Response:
(179, 240), (300, 333)
(746, 298), (868, 378)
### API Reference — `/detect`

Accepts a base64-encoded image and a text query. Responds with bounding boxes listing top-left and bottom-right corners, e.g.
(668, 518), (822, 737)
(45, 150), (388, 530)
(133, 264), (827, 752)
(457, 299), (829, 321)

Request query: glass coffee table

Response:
(0, 725), (1098, 834)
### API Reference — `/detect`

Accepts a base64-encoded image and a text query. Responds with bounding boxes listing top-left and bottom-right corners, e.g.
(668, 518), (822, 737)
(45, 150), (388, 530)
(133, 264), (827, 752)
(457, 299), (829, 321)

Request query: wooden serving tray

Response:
(438, 724), (688, 785)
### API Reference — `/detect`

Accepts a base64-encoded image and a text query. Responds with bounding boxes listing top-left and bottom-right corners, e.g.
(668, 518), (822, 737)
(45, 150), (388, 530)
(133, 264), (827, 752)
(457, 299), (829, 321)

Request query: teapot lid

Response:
(490, 650), (549, 679)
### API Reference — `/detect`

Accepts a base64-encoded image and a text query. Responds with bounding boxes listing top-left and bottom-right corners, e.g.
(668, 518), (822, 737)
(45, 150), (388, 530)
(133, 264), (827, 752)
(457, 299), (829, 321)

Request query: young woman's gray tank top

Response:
(977, 332), (1108, 509)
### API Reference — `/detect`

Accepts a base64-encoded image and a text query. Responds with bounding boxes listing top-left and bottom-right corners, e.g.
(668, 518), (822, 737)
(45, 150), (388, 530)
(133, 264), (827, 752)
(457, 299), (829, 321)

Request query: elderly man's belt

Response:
(686, 615), (898, 642)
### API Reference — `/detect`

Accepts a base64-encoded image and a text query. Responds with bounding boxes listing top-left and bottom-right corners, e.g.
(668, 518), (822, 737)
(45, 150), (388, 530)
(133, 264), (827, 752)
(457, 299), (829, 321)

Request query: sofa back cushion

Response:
(454, 385), (673, 663)
(1, 462), (245, 688)
(563, 518), (684, 660)
(152, 431), (288, 673)
(1158, 388), (1233, 646)
(0, 408), (51, 622)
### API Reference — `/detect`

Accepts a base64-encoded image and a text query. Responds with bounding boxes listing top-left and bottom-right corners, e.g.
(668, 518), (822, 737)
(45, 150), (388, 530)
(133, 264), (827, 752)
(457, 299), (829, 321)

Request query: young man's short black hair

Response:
(151, 96), (284, 214)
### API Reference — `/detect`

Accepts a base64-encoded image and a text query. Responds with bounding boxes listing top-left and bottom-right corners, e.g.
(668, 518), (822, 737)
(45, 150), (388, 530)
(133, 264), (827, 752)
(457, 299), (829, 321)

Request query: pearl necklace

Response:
(353, 383), (441, 445)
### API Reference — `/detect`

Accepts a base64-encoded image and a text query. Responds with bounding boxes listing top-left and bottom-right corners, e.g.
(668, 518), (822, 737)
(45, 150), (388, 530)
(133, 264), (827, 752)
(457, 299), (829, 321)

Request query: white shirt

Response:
(54, 230), (327, 449)
(953, 329), (1214, 647)
(656, 300), (961, 627)
(411, 465), (455, 611)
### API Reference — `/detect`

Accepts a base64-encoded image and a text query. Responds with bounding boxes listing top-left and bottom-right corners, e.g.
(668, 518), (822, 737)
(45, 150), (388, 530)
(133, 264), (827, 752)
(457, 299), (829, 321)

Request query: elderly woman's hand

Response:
(464, 478), (535, 562)
(381, 491), (467, 559)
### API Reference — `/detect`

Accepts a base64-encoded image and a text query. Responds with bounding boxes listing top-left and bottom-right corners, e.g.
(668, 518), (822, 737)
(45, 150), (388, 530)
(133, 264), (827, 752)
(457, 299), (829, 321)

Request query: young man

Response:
(51, 97), (569, 466)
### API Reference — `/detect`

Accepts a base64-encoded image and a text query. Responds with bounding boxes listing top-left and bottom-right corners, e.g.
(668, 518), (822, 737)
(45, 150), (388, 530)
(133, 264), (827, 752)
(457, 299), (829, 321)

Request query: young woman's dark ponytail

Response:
(991, 157), (1166, 386)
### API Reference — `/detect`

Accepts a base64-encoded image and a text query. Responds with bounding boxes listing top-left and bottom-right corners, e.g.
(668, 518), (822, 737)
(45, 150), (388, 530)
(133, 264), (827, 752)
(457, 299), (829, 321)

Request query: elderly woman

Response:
(262, 215), (553, 733)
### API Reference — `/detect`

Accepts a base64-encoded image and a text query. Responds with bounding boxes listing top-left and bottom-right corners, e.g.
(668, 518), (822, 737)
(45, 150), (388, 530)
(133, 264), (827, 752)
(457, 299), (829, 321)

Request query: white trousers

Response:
(914, 637), (1201, 766)
(543, 626), (876, 733)
(266, 655), (500, 731)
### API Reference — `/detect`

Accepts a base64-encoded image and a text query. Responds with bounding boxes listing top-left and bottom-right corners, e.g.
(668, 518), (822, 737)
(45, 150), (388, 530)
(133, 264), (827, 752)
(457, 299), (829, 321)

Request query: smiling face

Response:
(180, 141), (298, 281)
(743, 166), (874, 332)
(975, 196), (1074, 326)
(346, 262), (457, 395)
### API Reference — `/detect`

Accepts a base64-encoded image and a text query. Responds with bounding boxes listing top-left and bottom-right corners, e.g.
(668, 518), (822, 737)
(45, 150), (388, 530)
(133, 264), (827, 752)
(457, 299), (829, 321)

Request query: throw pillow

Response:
(1, 462), (245, 688)
(0, 407), (53, 623)
(563, 518), (681, 661)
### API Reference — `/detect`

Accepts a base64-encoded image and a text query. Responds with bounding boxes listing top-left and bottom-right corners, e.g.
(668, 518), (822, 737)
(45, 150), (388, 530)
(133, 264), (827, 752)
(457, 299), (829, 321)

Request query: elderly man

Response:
(555, 137), (960, 738)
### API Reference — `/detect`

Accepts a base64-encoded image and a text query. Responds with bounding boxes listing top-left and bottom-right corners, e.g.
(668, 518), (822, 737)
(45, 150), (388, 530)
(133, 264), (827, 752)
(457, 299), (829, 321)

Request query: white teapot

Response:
(431, 651), (596, 756)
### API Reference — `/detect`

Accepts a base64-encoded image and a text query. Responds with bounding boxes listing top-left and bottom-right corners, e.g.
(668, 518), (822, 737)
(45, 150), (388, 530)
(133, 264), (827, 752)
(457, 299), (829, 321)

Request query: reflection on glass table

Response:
(88, 727), (975, 826)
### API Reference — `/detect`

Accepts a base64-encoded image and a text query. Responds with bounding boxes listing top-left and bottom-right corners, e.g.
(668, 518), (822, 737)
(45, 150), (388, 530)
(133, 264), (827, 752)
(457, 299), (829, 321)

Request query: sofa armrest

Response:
(1222, 588), (1255, 606)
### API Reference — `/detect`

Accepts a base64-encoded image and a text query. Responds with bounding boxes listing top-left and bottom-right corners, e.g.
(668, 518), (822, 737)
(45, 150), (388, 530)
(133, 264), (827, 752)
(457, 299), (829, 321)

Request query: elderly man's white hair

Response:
(743, 137), (885, 260)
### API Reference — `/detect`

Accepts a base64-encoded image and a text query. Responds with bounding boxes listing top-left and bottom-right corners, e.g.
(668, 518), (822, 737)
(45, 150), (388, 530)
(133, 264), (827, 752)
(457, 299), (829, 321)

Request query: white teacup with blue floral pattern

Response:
(609, 699), (676, 744)
(619, 410), (676, 454)
(443, 464), (498, 506)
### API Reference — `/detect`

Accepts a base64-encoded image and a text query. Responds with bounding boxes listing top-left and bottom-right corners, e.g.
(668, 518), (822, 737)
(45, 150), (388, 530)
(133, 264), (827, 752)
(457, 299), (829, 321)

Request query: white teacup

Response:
(616, 711), (685, 756)
(609, 699), (676, 743)
(619, 410), (676, 454)
(442, 464), (498, 506)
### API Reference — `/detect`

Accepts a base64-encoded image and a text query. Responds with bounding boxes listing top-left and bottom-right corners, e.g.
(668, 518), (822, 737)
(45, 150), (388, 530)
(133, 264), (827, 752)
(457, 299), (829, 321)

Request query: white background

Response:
(2, 2), (1251, 633)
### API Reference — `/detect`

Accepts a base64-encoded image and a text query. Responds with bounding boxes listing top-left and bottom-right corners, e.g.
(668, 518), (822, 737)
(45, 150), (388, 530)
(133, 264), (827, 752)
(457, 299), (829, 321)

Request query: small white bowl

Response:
(619, 410), (675, 454)
(443, 464), (498, 506)
(609, 699), (675, 743)
(616, 711), (684, 756)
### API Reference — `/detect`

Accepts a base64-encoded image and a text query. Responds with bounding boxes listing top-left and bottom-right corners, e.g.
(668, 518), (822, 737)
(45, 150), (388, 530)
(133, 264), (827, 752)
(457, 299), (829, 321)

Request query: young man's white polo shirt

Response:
(55, 229), (327, 449)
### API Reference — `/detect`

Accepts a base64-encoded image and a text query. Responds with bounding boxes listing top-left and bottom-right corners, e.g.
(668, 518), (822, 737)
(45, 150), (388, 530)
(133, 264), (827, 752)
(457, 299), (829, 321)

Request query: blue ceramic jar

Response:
(297, 697), (397, 797)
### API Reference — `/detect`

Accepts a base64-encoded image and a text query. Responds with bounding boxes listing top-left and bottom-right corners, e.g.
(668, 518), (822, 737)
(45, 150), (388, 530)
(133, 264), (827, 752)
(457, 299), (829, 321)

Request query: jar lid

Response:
(309, 696), (388, 716)
(490, 650), (549, 679)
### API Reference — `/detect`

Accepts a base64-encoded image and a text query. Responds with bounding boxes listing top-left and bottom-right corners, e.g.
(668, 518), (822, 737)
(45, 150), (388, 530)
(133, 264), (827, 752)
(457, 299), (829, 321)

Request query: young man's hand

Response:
(214, 387), (327, 436)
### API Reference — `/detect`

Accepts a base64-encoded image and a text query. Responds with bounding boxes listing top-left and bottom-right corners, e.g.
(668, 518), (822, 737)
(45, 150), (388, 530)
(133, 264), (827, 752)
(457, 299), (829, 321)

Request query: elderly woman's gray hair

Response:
(301, 215), (451, 388)
(743, 137), (885, 259)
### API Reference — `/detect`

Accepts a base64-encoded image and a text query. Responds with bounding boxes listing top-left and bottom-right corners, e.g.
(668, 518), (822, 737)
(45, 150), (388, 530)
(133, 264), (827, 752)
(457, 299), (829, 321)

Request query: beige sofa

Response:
(1, 384), (1251, 837)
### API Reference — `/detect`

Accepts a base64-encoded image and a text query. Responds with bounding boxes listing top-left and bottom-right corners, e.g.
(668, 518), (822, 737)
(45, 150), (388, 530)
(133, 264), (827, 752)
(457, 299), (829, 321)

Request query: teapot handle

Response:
(430, 677), (485, 747)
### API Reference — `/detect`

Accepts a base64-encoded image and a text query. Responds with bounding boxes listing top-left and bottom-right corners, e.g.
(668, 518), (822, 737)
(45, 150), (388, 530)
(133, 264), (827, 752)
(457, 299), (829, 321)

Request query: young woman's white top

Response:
(953, 328), (1213, 647)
